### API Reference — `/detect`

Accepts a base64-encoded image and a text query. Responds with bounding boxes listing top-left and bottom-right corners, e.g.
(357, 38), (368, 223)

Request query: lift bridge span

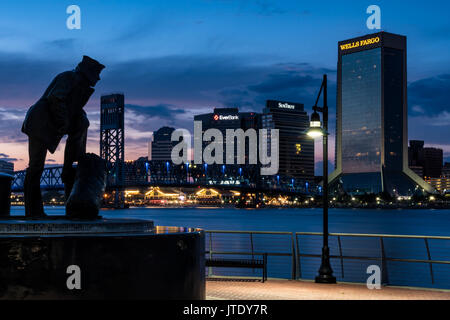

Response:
(11, 164), (318, 197)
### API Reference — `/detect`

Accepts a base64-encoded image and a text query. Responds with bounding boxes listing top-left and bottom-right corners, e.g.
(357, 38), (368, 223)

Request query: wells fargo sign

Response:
(340, 36), (380, 51)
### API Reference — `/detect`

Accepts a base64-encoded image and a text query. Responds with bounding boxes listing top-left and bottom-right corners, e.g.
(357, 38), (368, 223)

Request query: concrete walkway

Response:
(206, 279), (450, 300)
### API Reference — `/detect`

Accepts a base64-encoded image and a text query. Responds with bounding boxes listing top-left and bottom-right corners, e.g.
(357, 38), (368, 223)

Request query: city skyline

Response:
(0, 1), (449, 172)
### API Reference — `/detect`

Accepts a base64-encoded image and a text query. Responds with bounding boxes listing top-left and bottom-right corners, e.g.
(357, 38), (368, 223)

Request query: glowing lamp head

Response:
(306, 111), (326, 138)
(307, 128), (324, 138)
(310, 111), (321, 128)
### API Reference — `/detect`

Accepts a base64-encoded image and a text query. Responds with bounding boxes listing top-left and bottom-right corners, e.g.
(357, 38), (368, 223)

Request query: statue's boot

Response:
(24, 168), (47, 218)
(62, 166), (76, 201)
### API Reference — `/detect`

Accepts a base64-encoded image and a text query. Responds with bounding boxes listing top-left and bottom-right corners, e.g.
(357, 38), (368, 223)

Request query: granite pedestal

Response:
(0, 218), (205, 299)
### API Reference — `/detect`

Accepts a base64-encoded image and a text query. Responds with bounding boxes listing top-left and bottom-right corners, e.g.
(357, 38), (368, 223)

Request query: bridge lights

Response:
(166, 162), (170, 176)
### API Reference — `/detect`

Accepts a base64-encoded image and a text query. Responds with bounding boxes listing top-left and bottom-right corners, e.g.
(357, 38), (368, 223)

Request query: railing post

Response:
(250, 233), (254, 260)
(208, 232), (213, 277)
(380, 237), (388, 285)
(291, 233), (296, 280)
(295, 233), (302, 279)
(424, 238), (435, 284)
(337, 235), (344, 279)
(265, 253), (268, 282)
(250, 233), (255, 274)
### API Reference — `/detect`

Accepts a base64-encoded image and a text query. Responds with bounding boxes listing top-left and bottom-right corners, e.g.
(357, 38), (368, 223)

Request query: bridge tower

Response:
(100, 94), (125, 207)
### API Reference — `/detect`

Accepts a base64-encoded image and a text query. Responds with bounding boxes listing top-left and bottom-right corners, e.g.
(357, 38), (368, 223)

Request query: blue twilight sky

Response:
(0, 0), (449, 171)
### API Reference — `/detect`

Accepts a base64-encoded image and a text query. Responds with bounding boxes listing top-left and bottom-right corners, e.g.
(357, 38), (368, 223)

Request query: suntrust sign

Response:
(340, 36), (380, 51)
(278, 102), (295, 110)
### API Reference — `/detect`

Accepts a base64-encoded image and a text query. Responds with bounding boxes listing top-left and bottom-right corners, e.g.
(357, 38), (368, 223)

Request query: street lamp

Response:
(305, 74), (336, 284)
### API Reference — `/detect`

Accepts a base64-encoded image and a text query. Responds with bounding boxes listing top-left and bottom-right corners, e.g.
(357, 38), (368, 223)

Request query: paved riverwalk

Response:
(206, 279), (450, 300)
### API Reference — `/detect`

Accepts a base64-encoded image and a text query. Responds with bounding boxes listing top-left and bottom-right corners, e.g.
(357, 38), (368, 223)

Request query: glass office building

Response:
(194, 108), (261, 165)
(262, 100), (314, 181)
(151, 126), (177, 161)
(330, 32), (433, 195)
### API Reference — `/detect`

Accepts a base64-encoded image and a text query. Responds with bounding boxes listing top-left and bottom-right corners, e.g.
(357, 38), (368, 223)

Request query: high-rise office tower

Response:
(151, 127), (176, 162)
(262, 100), (313, 181)
(330, 32), (433, 195)
(408, 140), (425, 177)
(194, 108), (258, 165)
(408, 140), (443, 178)
(443, 163), (450, 178)
(423, 147), (443, 178)
(148, 133), (153, 161)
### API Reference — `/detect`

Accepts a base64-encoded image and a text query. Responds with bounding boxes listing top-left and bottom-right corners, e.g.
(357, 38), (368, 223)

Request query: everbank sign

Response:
(214, 114), (239, 121)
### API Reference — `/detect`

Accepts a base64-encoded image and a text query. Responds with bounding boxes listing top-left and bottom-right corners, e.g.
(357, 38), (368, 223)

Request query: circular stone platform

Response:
(0, 219), (205, 300)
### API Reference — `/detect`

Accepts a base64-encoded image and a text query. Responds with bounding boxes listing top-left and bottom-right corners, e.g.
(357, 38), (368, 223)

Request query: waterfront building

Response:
(330, 32), (433, 195)
(0, 160), (14, 175)
(262, 100), (313, 181)
(151, 126), (176, 162)
(443, 163), (450, 177)
(423, 147), (443, 178)
(425, 177), (450, 194)
(409, 140), (425, 177)
(408, 140), (443, 178)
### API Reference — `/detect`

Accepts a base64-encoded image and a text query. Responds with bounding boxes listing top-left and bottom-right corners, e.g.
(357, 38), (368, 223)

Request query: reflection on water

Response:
(154, 225), (202, 234)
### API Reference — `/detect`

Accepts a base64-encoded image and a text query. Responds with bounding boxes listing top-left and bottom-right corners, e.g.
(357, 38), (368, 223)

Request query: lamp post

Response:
(306, 74), (336, 284)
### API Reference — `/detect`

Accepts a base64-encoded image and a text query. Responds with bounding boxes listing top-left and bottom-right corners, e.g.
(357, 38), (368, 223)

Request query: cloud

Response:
(42, 39), (77, 50)
(0, 152), (19, 162)
(254, 0), (287, 16)
(0, 52), (336, 167)
(126, 104), (186, 120)
(0, 108), (27, 143)
(0, 52), (334, 112)
(409, 74), (450, 117)
(0, 52), (70, 106)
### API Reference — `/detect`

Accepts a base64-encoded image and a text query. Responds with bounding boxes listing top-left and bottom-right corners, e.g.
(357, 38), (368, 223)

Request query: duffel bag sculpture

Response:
(66, 153), (107, 219)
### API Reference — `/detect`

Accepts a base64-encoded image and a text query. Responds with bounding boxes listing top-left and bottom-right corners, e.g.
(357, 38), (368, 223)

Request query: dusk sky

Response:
(0, 0), (449, 173)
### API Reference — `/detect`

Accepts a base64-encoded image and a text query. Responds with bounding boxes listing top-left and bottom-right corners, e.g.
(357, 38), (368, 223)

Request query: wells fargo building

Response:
(330, 32), (433, 195)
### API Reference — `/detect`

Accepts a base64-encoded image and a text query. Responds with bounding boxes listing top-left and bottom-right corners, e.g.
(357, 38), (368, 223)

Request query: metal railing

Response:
(205, 230), (450, 288)
(205, 230), (297, 279)
(295, 232), (450, 285)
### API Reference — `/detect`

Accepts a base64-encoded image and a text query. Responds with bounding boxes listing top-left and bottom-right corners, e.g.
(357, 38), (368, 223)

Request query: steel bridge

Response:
(11, 163), (320, 196)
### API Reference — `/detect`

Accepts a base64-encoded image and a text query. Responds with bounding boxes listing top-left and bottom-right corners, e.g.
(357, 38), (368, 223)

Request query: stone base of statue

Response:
(0, 218), (205, 300)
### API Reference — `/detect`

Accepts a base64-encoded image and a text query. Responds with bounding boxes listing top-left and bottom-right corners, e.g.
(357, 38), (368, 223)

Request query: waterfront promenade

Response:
(206, 279), (450, 300)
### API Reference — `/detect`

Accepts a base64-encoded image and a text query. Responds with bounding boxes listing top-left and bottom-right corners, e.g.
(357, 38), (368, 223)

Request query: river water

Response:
(12, 206), (449, 236)
(9, 206), (450, 289)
